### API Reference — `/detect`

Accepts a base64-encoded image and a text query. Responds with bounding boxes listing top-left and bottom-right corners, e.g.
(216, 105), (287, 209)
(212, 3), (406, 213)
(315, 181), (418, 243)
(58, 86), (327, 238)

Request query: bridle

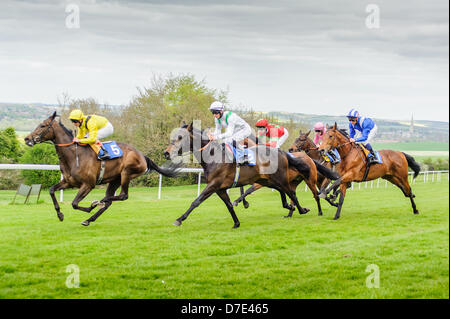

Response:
(293, 137), (318, 154)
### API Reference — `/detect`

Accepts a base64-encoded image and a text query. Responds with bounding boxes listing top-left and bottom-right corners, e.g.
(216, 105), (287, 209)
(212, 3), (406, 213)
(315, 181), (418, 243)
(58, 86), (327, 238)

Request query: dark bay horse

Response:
(164, 123), (323, 228)
(318, 123), (421, 220)
(24, 112), (179, 226)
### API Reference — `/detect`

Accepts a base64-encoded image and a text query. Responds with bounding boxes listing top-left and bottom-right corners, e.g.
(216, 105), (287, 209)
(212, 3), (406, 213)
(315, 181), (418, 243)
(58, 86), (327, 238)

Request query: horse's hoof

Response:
(300, 208), (310, 215)
(232, 201), (239, 207)
(414, 210), (419, 215)
(318, 193), (327, 199)
(57, 213), (64, 222)
(232, 223), (240, 229)
(284, 215), (292, 218)
(333, 216), (340, 220)
(91, 200), (100, 208)
(243, 202), (250, 209)
(318, 212), (323, 216)
(81, 220), (90, 226)
(173, 220), (181, 226)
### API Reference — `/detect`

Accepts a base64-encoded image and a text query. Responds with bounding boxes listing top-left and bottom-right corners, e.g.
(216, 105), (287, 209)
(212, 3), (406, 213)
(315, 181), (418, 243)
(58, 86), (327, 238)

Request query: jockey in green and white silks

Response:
(208, 101), (252, 164)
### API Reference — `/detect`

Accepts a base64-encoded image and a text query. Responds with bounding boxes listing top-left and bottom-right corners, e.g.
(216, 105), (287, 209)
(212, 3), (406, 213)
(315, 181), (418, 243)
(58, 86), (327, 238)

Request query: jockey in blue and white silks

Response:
(209, 101), (252, 164)
(347, 108), (378, 164)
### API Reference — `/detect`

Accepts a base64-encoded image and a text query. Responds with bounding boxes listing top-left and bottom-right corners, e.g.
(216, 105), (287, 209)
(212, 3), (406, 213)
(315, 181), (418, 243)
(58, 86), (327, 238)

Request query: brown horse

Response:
(24, 112), (179, 226)
(289, 130), (341, 206)
(318, 123), (421, 220)
(163, 123), (334, 228)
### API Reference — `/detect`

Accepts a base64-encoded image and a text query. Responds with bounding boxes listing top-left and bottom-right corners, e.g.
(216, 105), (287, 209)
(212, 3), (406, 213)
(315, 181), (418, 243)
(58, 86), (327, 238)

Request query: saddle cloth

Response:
(360, 144), (383, 164)
(323, 149), (341, 164)
(225, 143), (256, 166)
(96, 141), (123, 160)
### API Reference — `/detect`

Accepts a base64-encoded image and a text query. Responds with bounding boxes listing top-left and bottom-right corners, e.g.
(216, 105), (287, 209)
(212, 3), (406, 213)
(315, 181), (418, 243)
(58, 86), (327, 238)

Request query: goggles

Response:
(210, 110), (221, 115)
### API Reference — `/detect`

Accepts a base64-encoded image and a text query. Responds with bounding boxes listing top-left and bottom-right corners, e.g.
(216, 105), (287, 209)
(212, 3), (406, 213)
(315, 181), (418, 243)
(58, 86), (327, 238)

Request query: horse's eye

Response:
(178, 135), (183, 140)
(40, 125), (45, 128)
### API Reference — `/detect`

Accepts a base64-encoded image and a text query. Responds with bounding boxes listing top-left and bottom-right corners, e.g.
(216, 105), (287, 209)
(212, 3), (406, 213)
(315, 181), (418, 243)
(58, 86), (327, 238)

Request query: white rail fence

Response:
(0, 164), (448, 202)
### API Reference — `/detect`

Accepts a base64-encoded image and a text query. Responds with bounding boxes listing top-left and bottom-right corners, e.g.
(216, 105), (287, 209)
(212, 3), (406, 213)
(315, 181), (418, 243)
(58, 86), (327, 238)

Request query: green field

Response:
(373, 142), (449, 152)
(0, 177), (448, 299)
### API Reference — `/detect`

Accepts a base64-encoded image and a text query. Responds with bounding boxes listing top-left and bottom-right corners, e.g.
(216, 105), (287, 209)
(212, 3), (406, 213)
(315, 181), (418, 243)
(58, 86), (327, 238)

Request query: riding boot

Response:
(367, 150), (377, 165)
(98, 145), (111, 160)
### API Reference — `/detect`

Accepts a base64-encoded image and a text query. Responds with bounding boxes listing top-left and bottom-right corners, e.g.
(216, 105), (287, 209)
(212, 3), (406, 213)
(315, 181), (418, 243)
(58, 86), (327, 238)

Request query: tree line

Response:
(1, 73), (446, 190)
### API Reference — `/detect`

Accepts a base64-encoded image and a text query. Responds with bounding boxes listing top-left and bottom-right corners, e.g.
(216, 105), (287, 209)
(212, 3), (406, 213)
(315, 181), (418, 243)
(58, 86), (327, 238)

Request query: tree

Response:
(19, 144), (60, 188)
(0, 127), (22, 163)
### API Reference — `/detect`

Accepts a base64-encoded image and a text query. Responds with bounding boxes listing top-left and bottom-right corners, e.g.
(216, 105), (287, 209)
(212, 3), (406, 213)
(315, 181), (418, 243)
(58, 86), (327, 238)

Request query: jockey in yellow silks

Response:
(68, 109), (114, 160)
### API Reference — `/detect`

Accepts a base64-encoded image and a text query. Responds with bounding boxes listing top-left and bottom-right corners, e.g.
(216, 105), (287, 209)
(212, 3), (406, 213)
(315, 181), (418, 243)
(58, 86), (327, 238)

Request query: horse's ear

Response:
(334, 122), (337, 129)
(299, 129), (303, 135)
(182, 120), (186, 126)
(306, 130), (311, 137)
(187, 122), (193, 132)
(51, 111), (57, 119)
(326, 124), (329, 130)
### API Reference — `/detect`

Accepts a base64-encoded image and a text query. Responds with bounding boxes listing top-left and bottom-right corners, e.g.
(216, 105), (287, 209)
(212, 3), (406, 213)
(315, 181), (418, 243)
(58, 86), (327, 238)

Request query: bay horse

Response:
(288, 130), (341, 207)
(318, 123), (421, 220)
(163, 123), (339, 228)
(24, 111), (179, 226)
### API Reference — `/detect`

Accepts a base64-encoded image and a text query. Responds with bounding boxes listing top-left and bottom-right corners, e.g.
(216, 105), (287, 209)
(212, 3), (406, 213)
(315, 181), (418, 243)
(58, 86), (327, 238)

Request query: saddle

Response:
(225, 143), (256, 166)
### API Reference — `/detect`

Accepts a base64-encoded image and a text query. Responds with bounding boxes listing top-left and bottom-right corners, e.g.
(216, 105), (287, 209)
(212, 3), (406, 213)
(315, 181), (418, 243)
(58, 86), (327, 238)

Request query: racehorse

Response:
(230, 148), (339, 216)
(288, 130), (341, 207)
(24, 111), (179, 226)
(163, 123), (339, 227)
(318, 123), (421, 220)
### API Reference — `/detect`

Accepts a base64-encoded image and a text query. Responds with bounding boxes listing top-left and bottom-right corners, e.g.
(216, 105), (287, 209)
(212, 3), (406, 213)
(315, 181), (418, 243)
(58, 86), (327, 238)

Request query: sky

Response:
(0, 0), (448, 121)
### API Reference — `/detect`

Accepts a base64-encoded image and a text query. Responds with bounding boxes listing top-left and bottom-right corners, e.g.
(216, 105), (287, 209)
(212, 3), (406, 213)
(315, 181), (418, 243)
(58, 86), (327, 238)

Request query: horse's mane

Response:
(338, 128), (349, 138)
(58, 120), (74, 138)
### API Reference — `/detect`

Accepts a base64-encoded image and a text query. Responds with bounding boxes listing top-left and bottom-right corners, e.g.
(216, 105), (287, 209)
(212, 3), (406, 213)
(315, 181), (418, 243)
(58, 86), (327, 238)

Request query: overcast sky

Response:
(0, 0), (448, 121)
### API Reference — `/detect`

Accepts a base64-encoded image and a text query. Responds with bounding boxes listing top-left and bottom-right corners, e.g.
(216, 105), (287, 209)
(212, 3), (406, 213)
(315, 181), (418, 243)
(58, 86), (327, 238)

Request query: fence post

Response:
(60, 173), (63, 202)
(197, 172), (201, 197)
(158, 174), (162, 199)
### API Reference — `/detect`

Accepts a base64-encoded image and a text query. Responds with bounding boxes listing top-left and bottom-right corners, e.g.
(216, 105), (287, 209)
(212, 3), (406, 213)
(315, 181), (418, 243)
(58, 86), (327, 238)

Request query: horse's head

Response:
(318, 122), (345, 154)
(289, 129), (312, 153)
(24, 111), (58, 146)
(164, 122), (193, 160)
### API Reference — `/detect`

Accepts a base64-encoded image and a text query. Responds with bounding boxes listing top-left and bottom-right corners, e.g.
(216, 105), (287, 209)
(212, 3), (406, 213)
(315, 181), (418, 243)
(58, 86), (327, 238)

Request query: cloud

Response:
(0, 0), (448, 121)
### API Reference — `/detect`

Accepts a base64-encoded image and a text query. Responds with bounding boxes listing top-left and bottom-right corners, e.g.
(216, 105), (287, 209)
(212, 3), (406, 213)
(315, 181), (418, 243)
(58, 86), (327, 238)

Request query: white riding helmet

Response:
(209, 101), (225, 112)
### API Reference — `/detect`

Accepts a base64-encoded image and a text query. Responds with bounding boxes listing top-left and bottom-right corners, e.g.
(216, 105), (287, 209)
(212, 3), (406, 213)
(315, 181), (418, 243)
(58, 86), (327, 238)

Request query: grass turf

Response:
(0, 177), (448, 299)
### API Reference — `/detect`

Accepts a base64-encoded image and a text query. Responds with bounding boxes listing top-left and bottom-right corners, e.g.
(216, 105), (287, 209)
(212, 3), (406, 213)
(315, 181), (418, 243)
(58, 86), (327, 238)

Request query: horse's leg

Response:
(81, 179), (123, 226)
(233, 184), (261, 208)
(49, 180), (71, 221)
(283, 185), (309, 215)
(280, 190), (296, 218)
(241, 186), (250, 209)
(333, 183), (348, 220)
(216, 189), (241, 228)
(71, 183), (96, 213)
(383, 175), (419, 215)
(173, 183), (218, 226)
(319, 177), (342, 198)
(305, 178), (323, 216)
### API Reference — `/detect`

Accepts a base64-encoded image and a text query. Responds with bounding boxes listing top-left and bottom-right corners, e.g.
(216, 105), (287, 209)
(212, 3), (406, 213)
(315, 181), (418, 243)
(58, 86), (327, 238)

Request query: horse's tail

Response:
(286, 152), (310, 179)
(402, 152), (421, 179)
(313, 159), (340, 180)
(144, 156), (180, 178)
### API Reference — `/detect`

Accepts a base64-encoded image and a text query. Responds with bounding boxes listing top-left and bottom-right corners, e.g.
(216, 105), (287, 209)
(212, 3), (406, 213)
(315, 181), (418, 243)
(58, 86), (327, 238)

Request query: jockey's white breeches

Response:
(222, 127), (252, 149)
(355, 124), (377, 145)
(84, 122), (114, 140)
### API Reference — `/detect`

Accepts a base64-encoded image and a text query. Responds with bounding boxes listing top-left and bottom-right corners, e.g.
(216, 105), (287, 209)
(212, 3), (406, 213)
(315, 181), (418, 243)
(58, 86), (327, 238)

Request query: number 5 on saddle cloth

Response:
(96, 141), (123, 160)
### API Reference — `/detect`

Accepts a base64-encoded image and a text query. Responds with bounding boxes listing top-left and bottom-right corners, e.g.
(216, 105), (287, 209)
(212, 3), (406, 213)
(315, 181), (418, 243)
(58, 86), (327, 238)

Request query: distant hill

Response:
(1, 103), (448, 143)
(264, 111), (449, 143)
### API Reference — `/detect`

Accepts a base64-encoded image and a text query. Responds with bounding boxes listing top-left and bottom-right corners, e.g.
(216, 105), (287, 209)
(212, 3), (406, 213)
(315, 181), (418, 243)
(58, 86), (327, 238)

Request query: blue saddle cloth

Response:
(97, 141), (123, 160)
(324, 149), (341, 164)
(226, 144), (256, 166)
(371, 150), (383, 164)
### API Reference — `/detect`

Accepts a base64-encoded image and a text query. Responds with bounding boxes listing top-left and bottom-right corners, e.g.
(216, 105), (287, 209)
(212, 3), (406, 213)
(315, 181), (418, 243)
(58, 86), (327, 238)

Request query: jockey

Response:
(209, 101), (252, 165)
(255, 119), (289, 149)
(347, 108), (378, 164)
(69, 109), (114, 160)
(313, 122), (326, 146)
(313, 122), (338, 163)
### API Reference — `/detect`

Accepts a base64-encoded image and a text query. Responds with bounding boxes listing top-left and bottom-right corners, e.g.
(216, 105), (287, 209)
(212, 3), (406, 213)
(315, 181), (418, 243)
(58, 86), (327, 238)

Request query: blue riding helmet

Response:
(347, 108), (360, 118)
